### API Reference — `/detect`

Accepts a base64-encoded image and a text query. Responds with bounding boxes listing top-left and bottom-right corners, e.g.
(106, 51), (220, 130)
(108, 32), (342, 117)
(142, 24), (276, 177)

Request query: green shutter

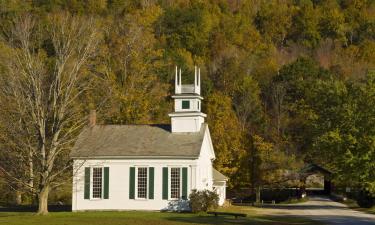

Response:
(84, 167), (90, 199)
(182, 167), (188, 199)
(149, 167), (154, 199)
(162, 167), (168, 200)
(129, 167), (135, 199)
(103, 167), (109, 199)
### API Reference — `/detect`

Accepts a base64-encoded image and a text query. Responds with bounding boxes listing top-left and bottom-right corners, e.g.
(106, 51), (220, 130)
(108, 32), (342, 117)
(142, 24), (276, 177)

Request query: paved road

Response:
(256, 196), (375, 225)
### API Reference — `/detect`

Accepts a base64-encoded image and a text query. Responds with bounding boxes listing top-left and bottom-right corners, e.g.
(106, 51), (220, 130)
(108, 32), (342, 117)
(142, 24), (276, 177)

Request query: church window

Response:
(170, 168), (181, 199)
(182, 100), (190, 109)
(137, 167), (148, 199)
(92, 167), (103, 199)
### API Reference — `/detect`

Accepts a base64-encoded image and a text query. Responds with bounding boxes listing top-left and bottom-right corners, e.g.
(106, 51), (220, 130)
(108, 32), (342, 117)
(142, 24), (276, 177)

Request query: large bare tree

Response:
(0, 13), (99, 214)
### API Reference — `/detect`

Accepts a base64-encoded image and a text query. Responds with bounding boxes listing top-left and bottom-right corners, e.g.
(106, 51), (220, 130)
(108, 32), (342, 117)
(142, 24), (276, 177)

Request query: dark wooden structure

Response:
(300, 164), (333, 195)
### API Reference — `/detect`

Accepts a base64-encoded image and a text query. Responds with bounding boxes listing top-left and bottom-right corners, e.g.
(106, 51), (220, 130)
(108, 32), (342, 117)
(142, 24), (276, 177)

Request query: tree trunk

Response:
(15, 191), (22, 205)
(29, 147), (34, 189)
(37, 186), (49, 215)
(255, 186), (261, 204)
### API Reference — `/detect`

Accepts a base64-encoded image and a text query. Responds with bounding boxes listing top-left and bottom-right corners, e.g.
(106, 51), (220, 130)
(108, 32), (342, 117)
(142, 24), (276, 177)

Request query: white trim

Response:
(135, 166), (148, 200)
(190, 165), (196, 190)
(90, 167), (104, 200)
(204, 127), (216, 160)
(172, 95), (204, 100)
(168, 112), (207, 117)
(168, 167), (183, 200)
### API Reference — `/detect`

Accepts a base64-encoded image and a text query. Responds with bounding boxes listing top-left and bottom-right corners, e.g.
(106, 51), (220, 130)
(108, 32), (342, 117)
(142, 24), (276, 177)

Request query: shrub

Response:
(189, 189), (219, 213)
(356, 190), (375, 208)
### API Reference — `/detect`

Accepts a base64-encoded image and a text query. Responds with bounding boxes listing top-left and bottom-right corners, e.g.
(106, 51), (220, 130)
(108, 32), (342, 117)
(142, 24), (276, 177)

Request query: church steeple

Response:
(169, 66), (206, 133)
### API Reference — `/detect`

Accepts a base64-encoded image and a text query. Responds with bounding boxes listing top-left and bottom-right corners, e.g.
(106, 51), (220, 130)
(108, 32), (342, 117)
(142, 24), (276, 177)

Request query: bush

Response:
(356, 190), (375, 208)
(189, 189), (219, 213)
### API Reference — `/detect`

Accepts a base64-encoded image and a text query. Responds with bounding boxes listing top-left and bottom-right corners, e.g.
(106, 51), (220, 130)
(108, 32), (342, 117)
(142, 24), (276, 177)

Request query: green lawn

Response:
(0, 206), (322, 225)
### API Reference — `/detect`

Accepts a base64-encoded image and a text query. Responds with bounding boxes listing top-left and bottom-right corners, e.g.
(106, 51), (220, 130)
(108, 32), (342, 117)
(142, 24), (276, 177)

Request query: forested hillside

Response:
(0, 0), (374, 212)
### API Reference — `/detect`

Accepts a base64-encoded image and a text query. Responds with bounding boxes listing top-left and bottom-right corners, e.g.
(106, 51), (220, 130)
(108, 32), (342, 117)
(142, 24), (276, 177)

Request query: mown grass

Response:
(280, 197), (309, 204)
(0, 205), (323, 225)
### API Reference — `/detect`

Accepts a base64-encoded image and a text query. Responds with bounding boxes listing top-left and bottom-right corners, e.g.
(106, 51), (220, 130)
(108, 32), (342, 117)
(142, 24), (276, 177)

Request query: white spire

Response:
(194, 66), (200, 95)
(175, 66), (181, 94)
(169, 66), (206, 133)
(198, 67), (200, 86)
(175, 66), (178, 90)
(194, 66), (197, 86)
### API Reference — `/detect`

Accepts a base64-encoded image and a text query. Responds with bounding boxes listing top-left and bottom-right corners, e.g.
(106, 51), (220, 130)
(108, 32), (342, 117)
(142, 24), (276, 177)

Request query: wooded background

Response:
(0, 0), (374, 213)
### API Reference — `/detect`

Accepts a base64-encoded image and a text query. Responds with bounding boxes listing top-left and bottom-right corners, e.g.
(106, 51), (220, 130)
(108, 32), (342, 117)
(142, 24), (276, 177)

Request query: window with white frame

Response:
(92, 167), (103, 198)
(170, 168), (181, 199)
(137, 167), (148, 199)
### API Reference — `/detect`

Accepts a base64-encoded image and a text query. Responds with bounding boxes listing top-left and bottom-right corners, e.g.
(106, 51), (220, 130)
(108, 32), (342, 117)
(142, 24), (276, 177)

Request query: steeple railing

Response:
(181, 84), (195, 93)
(175, 66), (200, 95)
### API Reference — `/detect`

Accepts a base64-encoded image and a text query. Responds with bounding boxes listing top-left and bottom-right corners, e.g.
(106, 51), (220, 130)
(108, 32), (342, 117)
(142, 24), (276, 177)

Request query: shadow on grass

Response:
(291, 214), (375, 225)
(0, 205), (71, 212)
(164, 214), (320, 225)
(258, 204), (346, 210)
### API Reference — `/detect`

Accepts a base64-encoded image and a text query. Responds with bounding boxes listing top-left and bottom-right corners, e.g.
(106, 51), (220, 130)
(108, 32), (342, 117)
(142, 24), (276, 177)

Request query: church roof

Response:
(70, 124), (206, 159)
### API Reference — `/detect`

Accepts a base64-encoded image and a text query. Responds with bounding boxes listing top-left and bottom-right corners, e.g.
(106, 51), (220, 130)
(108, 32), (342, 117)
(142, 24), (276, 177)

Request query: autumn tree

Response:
(96, 5), (168, 124)
(206, 92), (246, 188)
(290, 0), (321, 47)
(251, 135), (298, 203)
(255, 0), (294, 46)
(0, 13), (99, 214)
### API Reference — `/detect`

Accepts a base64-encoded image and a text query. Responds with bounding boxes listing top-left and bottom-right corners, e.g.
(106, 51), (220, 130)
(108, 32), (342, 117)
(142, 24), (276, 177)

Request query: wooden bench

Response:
(207, 211), (247, 219)
(261, 200), (276, 204)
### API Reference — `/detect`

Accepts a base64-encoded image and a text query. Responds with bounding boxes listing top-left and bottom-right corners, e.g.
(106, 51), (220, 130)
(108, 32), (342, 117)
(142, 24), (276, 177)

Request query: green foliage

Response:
(275, 59), (375, 193)
(356, 190), (375, 208)
(160, 1), (216, 56)
(317, 0), (345, 41)
(188, 189), (219, 213)
(233, 75), (264, 132)
(250, 135), (299, 188)
(305, 73), (375, 192)
(255, 0), (294, 45)
(291, 0), (321, 47)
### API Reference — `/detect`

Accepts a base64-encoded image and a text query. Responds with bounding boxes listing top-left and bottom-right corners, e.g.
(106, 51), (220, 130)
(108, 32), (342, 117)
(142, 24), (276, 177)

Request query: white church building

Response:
(70, 67), (227, 211)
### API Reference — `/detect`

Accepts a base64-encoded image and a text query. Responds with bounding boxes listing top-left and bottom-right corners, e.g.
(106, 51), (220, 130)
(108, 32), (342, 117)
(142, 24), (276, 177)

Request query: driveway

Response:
(255, 196), (375, 225)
